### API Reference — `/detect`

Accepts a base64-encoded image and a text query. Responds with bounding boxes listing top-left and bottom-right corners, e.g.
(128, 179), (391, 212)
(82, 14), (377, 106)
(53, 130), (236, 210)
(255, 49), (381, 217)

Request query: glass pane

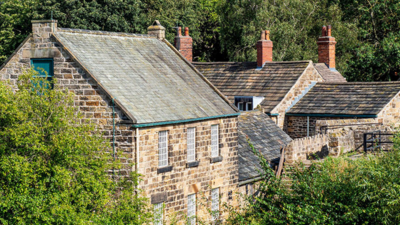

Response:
(31, 59), (54, 77)
(211, 188), (219, 221)
(187, 194), (196, 225)
(154, 203), (163, 225)
(159, 131), (168, 167)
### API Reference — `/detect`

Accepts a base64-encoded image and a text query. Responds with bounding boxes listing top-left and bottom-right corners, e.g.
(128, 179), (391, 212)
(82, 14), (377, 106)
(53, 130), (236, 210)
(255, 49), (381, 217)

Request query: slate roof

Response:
(193, 61), (311, 112)
(54, 29), (237, 124)
(238, 110), (292, 182)
(287, 82), (400, 115)
(314, 63), (347, 82)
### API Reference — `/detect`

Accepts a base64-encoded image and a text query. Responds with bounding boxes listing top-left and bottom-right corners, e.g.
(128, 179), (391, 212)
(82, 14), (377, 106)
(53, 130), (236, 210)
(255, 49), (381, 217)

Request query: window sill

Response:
(186, 161), (200, 168)
(210, 156), (223, 163)
(157, 165), (173, 174)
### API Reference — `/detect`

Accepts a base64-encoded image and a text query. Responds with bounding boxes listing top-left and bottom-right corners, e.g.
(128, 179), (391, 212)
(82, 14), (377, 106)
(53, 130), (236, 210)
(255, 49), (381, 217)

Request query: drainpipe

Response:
(307, 116), (310, 137)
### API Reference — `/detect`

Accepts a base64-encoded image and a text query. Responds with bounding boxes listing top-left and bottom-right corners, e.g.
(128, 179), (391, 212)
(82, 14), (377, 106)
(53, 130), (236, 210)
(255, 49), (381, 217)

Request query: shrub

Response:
(0, 70), (151, 224)
(228, 138), (400, 224)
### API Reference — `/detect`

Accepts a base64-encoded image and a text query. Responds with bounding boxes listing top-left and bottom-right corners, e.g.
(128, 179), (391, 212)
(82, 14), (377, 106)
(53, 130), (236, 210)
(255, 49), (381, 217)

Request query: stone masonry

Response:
(271, 62), (324, 128)
(0, 20), (240, 223)
(137, 117), (239, 223)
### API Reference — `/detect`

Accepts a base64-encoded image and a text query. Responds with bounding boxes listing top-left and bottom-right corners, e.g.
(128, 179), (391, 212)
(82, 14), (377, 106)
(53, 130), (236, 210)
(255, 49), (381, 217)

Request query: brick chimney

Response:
(31, 20), (58, 41)
(148, 20), (165, 40)
(174, 27), (193, 62)
(317, 25), (336, 69)
(257, 30), (273, 68)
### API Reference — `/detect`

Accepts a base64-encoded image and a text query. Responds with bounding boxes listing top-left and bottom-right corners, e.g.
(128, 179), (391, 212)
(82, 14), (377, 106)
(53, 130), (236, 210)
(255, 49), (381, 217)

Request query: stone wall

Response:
(271, 62), (324, 128)
(377, 91), (400, 127)
(137, 117), (239, 223)
(285, 119), (395, 163)
(285, 134), (329, 163)
(0, 20), (241, 222)
(0, 21), (135, 175)
(284, 91), (400, 140)
(284, 116), (380, 139)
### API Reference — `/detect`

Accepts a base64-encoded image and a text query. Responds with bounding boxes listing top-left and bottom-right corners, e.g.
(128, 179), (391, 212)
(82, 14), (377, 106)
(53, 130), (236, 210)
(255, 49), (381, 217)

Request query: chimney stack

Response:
(257, 30), (273, 68)
(32, 20), (57, 41)
(317, 25), (336, 69)
(148, 20), (165, 40)
(174, 27), (193, 62)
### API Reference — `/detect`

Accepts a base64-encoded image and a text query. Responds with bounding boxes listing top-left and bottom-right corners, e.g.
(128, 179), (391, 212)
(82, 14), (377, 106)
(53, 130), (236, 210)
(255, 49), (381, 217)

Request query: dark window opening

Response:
(235, 97), (253, 111)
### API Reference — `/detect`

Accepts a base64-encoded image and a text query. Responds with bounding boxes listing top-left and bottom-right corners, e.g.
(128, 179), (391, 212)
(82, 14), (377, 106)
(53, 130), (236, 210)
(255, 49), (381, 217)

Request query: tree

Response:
(218, 0), (358, 74)
(0, 70), (151, 224)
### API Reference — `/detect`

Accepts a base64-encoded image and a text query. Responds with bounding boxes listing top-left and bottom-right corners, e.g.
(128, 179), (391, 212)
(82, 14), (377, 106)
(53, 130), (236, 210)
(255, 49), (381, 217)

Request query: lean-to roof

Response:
(287, 82), (400, 115)
(238, 111), (292, 182)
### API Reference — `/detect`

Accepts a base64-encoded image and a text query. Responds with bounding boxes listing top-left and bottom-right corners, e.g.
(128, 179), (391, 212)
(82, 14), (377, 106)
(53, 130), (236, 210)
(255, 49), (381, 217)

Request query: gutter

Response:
(239, 177), (262, 186)
(266, 112), (279, 116)
(285, 113), (377, 118)
(132, 113), (240, 128)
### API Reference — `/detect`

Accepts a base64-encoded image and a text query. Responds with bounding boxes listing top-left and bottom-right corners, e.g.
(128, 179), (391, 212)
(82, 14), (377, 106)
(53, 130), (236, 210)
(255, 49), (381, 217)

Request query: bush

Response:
(228, 138), (400, 224)
(0, 70), (151, 224)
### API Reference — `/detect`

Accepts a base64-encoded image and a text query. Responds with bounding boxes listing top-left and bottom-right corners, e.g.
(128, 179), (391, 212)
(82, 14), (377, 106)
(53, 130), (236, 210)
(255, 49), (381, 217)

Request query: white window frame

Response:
(237, 102), (244, 111)
(158, 131), (168, 167)
(211, 125), (219, 158)
(187, 127), (196, 162)
(211, 188), (219, 222)
(154, 203), (163, 225)
(187, 194), (196, 225)
(246, 102), (252, 111)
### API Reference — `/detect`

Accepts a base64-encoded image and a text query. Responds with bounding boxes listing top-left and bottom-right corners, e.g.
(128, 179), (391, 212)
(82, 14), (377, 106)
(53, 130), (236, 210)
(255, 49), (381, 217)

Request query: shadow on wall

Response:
(307, 144), (329, 160)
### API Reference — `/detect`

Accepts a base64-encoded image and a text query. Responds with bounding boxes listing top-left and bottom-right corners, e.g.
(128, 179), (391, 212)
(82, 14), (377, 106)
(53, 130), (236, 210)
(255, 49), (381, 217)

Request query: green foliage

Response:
(218, 0), (358, 72)
(0, 70), (151, 224)
(228, 139), (400, 224)
(1, 0), (400, 80)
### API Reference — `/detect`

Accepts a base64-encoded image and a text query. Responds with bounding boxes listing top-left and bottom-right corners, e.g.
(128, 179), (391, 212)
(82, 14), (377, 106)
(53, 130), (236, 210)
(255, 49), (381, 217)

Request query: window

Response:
(31, 58), (54, 79)
(211, 125), (219, 158)
(235, 96), (253, 111)
(31, 58), (54, 89)
(154, 203), (163, 225)
(187, 194), (196, 225)
(158, 131), (168, 167)
(187, 128), (196, 162)
(246, 102), (253, 111)
(237, 102), (244, 111)
(211, 188), (219, 221)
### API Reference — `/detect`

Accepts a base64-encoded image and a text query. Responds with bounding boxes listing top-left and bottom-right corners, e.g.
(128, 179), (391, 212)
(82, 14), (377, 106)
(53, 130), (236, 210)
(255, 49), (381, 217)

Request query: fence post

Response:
(364, 133), (367, 153)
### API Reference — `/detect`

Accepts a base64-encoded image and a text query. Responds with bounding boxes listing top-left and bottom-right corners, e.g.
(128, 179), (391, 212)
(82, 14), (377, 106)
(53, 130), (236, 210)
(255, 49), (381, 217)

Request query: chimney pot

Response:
(184, 27), (189, 36)
(327, 25), (332, 36)
(257, 30), (273, 68)
(177, 27), (182, 36)
(260, 30), (266, 40)
(322, 25), (327, 36)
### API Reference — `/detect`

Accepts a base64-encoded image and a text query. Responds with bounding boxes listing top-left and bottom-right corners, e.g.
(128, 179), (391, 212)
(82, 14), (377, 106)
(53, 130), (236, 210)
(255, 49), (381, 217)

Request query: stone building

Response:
(189, 28), (347, 129)
(0, 20), (241, 224)
(285, 82), (400, 139)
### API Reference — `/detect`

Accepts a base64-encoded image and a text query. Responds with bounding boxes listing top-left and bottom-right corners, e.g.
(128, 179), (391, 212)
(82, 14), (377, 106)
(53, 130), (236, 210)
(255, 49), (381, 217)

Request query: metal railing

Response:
(363, 131), (394, 152)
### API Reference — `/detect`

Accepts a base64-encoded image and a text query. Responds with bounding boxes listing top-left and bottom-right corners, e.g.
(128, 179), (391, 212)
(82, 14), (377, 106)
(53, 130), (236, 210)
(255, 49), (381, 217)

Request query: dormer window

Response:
(235, 96), (264, 111)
